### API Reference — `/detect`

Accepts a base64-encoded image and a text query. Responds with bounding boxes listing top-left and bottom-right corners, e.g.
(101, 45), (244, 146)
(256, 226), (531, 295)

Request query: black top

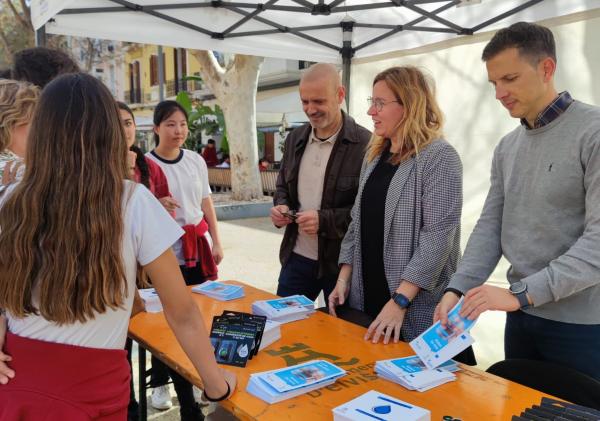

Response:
(360, 146), (399, 319)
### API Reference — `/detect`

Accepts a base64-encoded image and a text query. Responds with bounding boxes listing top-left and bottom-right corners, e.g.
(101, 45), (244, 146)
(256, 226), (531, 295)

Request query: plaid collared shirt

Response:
(521, 91), (574, 129)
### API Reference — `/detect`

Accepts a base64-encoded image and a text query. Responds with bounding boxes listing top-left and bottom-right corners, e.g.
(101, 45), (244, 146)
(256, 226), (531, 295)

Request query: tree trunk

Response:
(85, 39), (95, 72)
(0, 27), (12, 58)
(191, 51), (264, 201)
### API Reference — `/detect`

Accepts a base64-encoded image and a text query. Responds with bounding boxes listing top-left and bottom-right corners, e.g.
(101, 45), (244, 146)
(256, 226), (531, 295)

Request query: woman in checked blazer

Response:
(329, 66), (463, 345)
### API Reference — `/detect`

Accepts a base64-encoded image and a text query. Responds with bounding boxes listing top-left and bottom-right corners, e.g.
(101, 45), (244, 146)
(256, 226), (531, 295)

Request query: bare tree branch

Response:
(19, 0), (32, 30)
(86, 39), (95, 72)
(190, 50), (225, 99)
(0, 25), (13, 59)
(5, 0), (32, 31)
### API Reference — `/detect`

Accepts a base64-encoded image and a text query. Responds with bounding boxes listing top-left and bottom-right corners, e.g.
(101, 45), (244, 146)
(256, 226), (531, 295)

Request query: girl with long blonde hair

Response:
(0, 73), (235, 419)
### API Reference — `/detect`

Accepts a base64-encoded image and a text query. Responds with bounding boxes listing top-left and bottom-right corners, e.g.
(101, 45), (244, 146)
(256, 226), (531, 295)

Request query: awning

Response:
(32, 1), (600, 64)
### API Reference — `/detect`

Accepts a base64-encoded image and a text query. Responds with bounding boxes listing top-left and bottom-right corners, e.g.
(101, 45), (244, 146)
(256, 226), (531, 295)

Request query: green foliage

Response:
(176, 90), (226, 151)
(256, 130), (265, 156)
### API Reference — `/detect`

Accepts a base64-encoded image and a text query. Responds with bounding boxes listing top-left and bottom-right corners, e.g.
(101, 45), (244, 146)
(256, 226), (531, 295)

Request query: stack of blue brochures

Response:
(191, 281), (245, 301)
(246, 360), (346, 403)
(333, 390), (430, 421)
(138, 288), (162, 313)
(375, 355), (458, 392)
(252, 294), (315, 323)
(410, 298), (476, 370)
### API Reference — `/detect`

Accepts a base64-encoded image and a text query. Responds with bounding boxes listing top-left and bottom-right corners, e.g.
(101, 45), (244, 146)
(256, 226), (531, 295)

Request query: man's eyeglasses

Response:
(367, 97), (401, 112)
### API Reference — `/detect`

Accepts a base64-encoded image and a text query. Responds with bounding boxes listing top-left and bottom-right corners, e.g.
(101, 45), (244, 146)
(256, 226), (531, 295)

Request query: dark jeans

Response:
(149, 357), (203, 420)
(505, 311), (600, 381)
(180, 264), (208, 286)
(149, 265), (207, 421)
(277, 252), (336, 303)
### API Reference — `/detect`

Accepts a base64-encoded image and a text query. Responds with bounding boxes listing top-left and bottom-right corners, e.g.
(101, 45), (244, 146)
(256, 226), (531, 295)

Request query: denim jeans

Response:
(505, 310), (600, 381)
(277, 252), (337, 303)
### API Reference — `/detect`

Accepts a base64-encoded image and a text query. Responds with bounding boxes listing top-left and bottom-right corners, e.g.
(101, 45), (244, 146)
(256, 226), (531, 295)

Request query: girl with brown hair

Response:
(0, 73), (235, 419)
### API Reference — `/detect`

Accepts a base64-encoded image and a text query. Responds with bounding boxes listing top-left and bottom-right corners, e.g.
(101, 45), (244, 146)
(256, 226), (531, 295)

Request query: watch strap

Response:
(392, 292), (410, 309)
(515, 291), (530, 309)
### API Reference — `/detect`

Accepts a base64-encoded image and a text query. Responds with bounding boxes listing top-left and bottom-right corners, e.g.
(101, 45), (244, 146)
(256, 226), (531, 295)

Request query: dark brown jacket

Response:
(274, 110), (371, 278)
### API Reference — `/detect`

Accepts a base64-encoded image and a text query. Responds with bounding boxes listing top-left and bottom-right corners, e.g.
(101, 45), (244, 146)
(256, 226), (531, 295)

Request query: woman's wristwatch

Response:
(391, 292), (411, 309)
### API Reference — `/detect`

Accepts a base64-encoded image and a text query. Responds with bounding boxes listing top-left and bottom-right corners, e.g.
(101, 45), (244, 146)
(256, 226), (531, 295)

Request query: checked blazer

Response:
(338, 139), (463, 341)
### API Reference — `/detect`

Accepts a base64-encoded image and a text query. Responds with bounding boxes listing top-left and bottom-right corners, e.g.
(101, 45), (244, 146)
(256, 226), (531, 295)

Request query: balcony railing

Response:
(124, 76), (204, 105)
(166, 78), (204, 97)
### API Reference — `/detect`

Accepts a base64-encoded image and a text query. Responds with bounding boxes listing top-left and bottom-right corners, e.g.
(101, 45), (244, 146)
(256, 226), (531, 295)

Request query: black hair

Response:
(152, 100), (189, 147)
(117, 101), (150, 189)
(207, 139), (215, 145)
(12, 47), (80, 88)
(482, 22), (556, 65)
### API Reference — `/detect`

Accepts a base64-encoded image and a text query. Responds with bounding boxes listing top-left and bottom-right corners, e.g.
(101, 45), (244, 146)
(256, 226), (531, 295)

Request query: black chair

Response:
(486, 358), (600, 410)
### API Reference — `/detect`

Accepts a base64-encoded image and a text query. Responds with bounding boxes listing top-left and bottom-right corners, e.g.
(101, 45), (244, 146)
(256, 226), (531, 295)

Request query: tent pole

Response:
(35, 25), (47, 47)
(341, 17), (355, 113)
(342, 55), (351, 111)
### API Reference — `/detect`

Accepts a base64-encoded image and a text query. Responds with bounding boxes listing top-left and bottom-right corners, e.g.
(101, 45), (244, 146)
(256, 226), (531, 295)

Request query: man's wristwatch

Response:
(509, 281), (531, 309)
(391, 292), (411, 309)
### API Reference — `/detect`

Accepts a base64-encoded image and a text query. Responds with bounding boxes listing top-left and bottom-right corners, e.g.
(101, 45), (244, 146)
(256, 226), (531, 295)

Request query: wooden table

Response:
(128, 281), (550, 420)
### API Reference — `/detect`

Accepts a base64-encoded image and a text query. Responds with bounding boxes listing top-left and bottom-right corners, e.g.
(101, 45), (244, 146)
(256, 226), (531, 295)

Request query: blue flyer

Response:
(420, 300), (475, 352)
(261, 360), (344, 393)
(264, 295), (313, 310)
(409, 298), (476, 369)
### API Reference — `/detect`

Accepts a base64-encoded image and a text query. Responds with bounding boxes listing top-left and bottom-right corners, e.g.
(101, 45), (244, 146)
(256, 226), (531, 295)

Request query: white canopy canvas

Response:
(32, 0), (600, 64)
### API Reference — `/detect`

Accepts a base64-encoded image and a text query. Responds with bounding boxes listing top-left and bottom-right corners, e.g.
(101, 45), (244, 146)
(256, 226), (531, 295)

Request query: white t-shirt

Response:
(146, 149), (212, 264)
(4, 181), (184, 350)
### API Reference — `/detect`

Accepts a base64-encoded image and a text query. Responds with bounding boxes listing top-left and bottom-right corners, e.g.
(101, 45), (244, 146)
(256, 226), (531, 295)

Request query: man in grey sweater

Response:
(435, 22), (600, 380)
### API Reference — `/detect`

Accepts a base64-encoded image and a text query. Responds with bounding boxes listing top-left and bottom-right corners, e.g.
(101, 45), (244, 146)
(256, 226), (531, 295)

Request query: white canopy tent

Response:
(31, 0), (600, 101)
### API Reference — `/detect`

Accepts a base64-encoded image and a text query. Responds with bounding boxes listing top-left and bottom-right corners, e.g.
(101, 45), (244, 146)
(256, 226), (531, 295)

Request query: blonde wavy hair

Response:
(0, 79), (39, 153)
(366, 66), (444, 164)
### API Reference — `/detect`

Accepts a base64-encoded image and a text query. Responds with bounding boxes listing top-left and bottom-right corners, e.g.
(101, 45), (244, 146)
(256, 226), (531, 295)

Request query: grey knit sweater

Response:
(449, 101), (600, 324)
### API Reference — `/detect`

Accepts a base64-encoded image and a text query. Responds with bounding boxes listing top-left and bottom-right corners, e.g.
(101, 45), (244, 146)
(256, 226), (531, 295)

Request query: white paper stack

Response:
(333, 390), (431, 421)
(375, 355), (459, 392)
(252, 295), (315, 323)
(138, 288), (162, 313)
(410, 298), (476, 369)
(246, 360), (346, 403)
(258, 320), (281, 351)
(191, 281), (244, 301)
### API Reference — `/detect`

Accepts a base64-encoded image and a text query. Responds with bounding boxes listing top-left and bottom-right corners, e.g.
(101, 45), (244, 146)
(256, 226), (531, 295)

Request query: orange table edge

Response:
(128, 281), (551, 421)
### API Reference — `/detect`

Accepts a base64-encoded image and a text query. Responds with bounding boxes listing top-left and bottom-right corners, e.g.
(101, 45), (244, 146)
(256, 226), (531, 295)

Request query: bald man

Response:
(271, 63), (371, 304)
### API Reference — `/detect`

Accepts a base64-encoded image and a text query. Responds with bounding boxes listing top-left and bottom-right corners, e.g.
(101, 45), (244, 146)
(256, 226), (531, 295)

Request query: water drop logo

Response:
(237, 344), (249, 358)
(372, 405), (391, 414)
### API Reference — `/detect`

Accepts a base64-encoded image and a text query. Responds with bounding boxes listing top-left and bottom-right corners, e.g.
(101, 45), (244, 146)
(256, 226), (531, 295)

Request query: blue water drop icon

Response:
(372, 405), (391, 414)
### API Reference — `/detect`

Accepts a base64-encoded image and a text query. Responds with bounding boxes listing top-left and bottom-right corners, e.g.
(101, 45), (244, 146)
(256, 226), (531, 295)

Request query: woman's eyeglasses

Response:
(367, 97), (401, 112)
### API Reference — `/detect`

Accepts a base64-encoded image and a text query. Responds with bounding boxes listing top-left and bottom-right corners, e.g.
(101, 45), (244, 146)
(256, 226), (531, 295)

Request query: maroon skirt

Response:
(0, 331), (130, 420)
